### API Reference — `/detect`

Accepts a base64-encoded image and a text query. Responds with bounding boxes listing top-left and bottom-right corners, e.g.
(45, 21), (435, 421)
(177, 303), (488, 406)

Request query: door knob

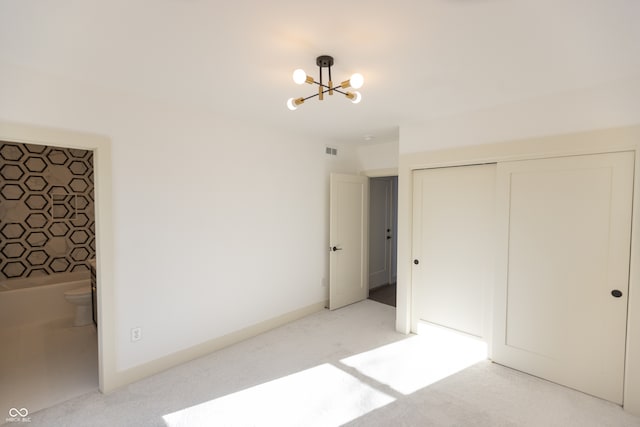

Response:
(414, 259), (419, 265)
(611, 290), (623, 298)
(386, 236), (392, 239)
(331, 246), (343, 252)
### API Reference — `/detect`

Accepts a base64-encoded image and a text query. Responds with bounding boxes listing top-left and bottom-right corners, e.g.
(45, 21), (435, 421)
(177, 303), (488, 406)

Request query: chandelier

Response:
(286, 55), (364, 110)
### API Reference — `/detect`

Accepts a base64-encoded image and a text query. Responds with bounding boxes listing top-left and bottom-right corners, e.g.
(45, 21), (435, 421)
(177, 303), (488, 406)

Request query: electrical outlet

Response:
(131, 327), (142, 342)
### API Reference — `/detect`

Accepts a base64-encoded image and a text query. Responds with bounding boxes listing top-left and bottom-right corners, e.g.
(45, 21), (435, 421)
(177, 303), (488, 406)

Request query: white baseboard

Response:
(102, 301), (326, 393)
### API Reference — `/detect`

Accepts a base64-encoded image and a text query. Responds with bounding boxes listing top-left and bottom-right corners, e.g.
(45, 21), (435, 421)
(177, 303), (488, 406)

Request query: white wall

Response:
(0, 61), (360, 385)
(356, 140), (399, 173)
(400, 73), (640, 153)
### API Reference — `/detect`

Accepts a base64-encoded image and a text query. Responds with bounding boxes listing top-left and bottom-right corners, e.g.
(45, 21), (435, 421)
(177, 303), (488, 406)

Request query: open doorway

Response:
(0, 119), (115, 407)
(0, 140), (98, 414)
(368, 176), (398, 307)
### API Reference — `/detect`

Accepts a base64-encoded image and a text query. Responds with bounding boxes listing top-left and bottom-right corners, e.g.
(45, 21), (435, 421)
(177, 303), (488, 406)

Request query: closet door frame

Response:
(396, 126), (640, 415)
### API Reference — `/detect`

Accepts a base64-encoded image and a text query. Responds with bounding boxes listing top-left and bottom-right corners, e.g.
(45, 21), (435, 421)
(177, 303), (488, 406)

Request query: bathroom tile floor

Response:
(0, 317), (98, 421)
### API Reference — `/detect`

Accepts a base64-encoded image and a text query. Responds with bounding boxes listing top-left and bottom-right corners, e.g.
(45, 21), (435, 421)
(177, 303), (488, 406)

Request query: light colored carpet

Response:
(19, 300), (640, 426)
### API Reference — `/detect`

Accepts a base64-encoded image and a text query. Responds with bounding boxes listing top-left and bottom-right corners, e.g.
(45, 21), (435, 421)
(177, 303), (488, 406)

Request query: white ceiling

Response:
(1, 0), (639, 145)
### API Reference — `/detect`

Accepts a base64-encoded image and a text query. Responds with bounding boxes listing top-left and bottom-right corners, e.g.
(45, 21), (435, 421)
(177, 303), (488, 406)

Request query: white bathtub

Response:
(0, 272), (91, 328)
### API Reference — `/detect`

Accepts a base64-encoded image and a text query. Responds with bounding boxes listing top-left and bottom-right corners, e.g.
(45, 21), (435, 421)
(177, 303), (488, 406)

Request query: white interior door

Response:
(492, 152), (634, 404)
(411, 164), (496, 338)
(330, 173), (368, 310)
(369, 177), (394, 289)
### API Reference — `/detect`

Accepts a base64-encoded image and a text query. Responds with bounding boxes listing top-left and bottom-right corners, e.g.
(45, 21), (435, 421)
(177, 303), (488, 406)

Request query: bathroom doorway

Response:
(0, 139), (99, 415)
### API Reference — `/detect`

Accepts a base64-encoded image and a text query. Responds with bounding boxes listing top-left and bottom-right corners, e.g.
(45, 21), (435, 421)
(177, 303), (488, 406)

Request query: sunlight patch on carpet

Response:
(162, 363), (394, 427)
(341, 322), (488, 395)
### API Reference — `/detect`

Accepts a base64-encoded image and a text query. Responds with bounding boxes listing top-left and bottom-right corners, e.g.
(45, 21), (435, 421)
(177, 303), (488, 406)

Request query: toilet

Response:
(64, 287), (93, 326)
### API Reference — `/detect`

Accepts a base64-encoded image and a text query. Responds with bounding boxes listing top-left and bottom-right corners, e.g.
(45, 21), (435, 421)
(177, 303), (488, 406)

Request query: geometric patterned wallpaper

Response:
(0, 141), (95, 281)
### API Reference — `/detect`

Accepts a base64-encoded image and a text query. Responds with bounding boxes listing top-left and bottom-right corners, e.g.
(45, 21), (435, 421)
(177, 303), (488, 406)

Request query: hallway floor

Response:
(368, 283), (396, 307)
(0, 316), (98, 421)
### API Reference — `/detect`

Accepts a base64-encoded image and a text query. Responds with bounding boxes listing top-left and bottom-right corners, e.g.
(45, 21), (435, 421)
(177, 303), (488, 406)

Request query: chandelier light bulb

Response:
(350, 73), (364, 89)
(287, 97), (305, 110)
(292, 69), (307, 85)
(351, 91), (362, 104)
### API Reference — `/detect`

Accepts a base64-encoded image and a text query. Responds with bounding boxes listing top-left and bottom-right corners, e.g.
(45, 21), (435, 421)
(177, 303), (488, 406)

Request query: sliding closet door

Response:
(411, 164), (496, 337)
(492, 152), (634, 404)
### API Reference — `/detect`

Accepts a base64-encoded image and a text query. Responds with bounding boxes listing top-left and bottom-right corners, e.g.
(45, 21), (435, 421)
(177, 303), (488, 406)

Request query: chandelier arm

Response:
(321, 86), (348, 96)
(298, 87), (348, 99)
(325, 87), (348, 96)
(312, 81), (347, 94)
(293, 86), (350, 103)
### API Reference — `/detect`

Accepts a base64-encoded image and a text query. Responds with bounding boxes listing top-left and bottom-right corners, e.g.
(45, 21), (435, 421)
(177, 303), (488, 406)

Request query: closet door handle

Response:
(611, 290), (623, 298)
(331, 246), (343, 252)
